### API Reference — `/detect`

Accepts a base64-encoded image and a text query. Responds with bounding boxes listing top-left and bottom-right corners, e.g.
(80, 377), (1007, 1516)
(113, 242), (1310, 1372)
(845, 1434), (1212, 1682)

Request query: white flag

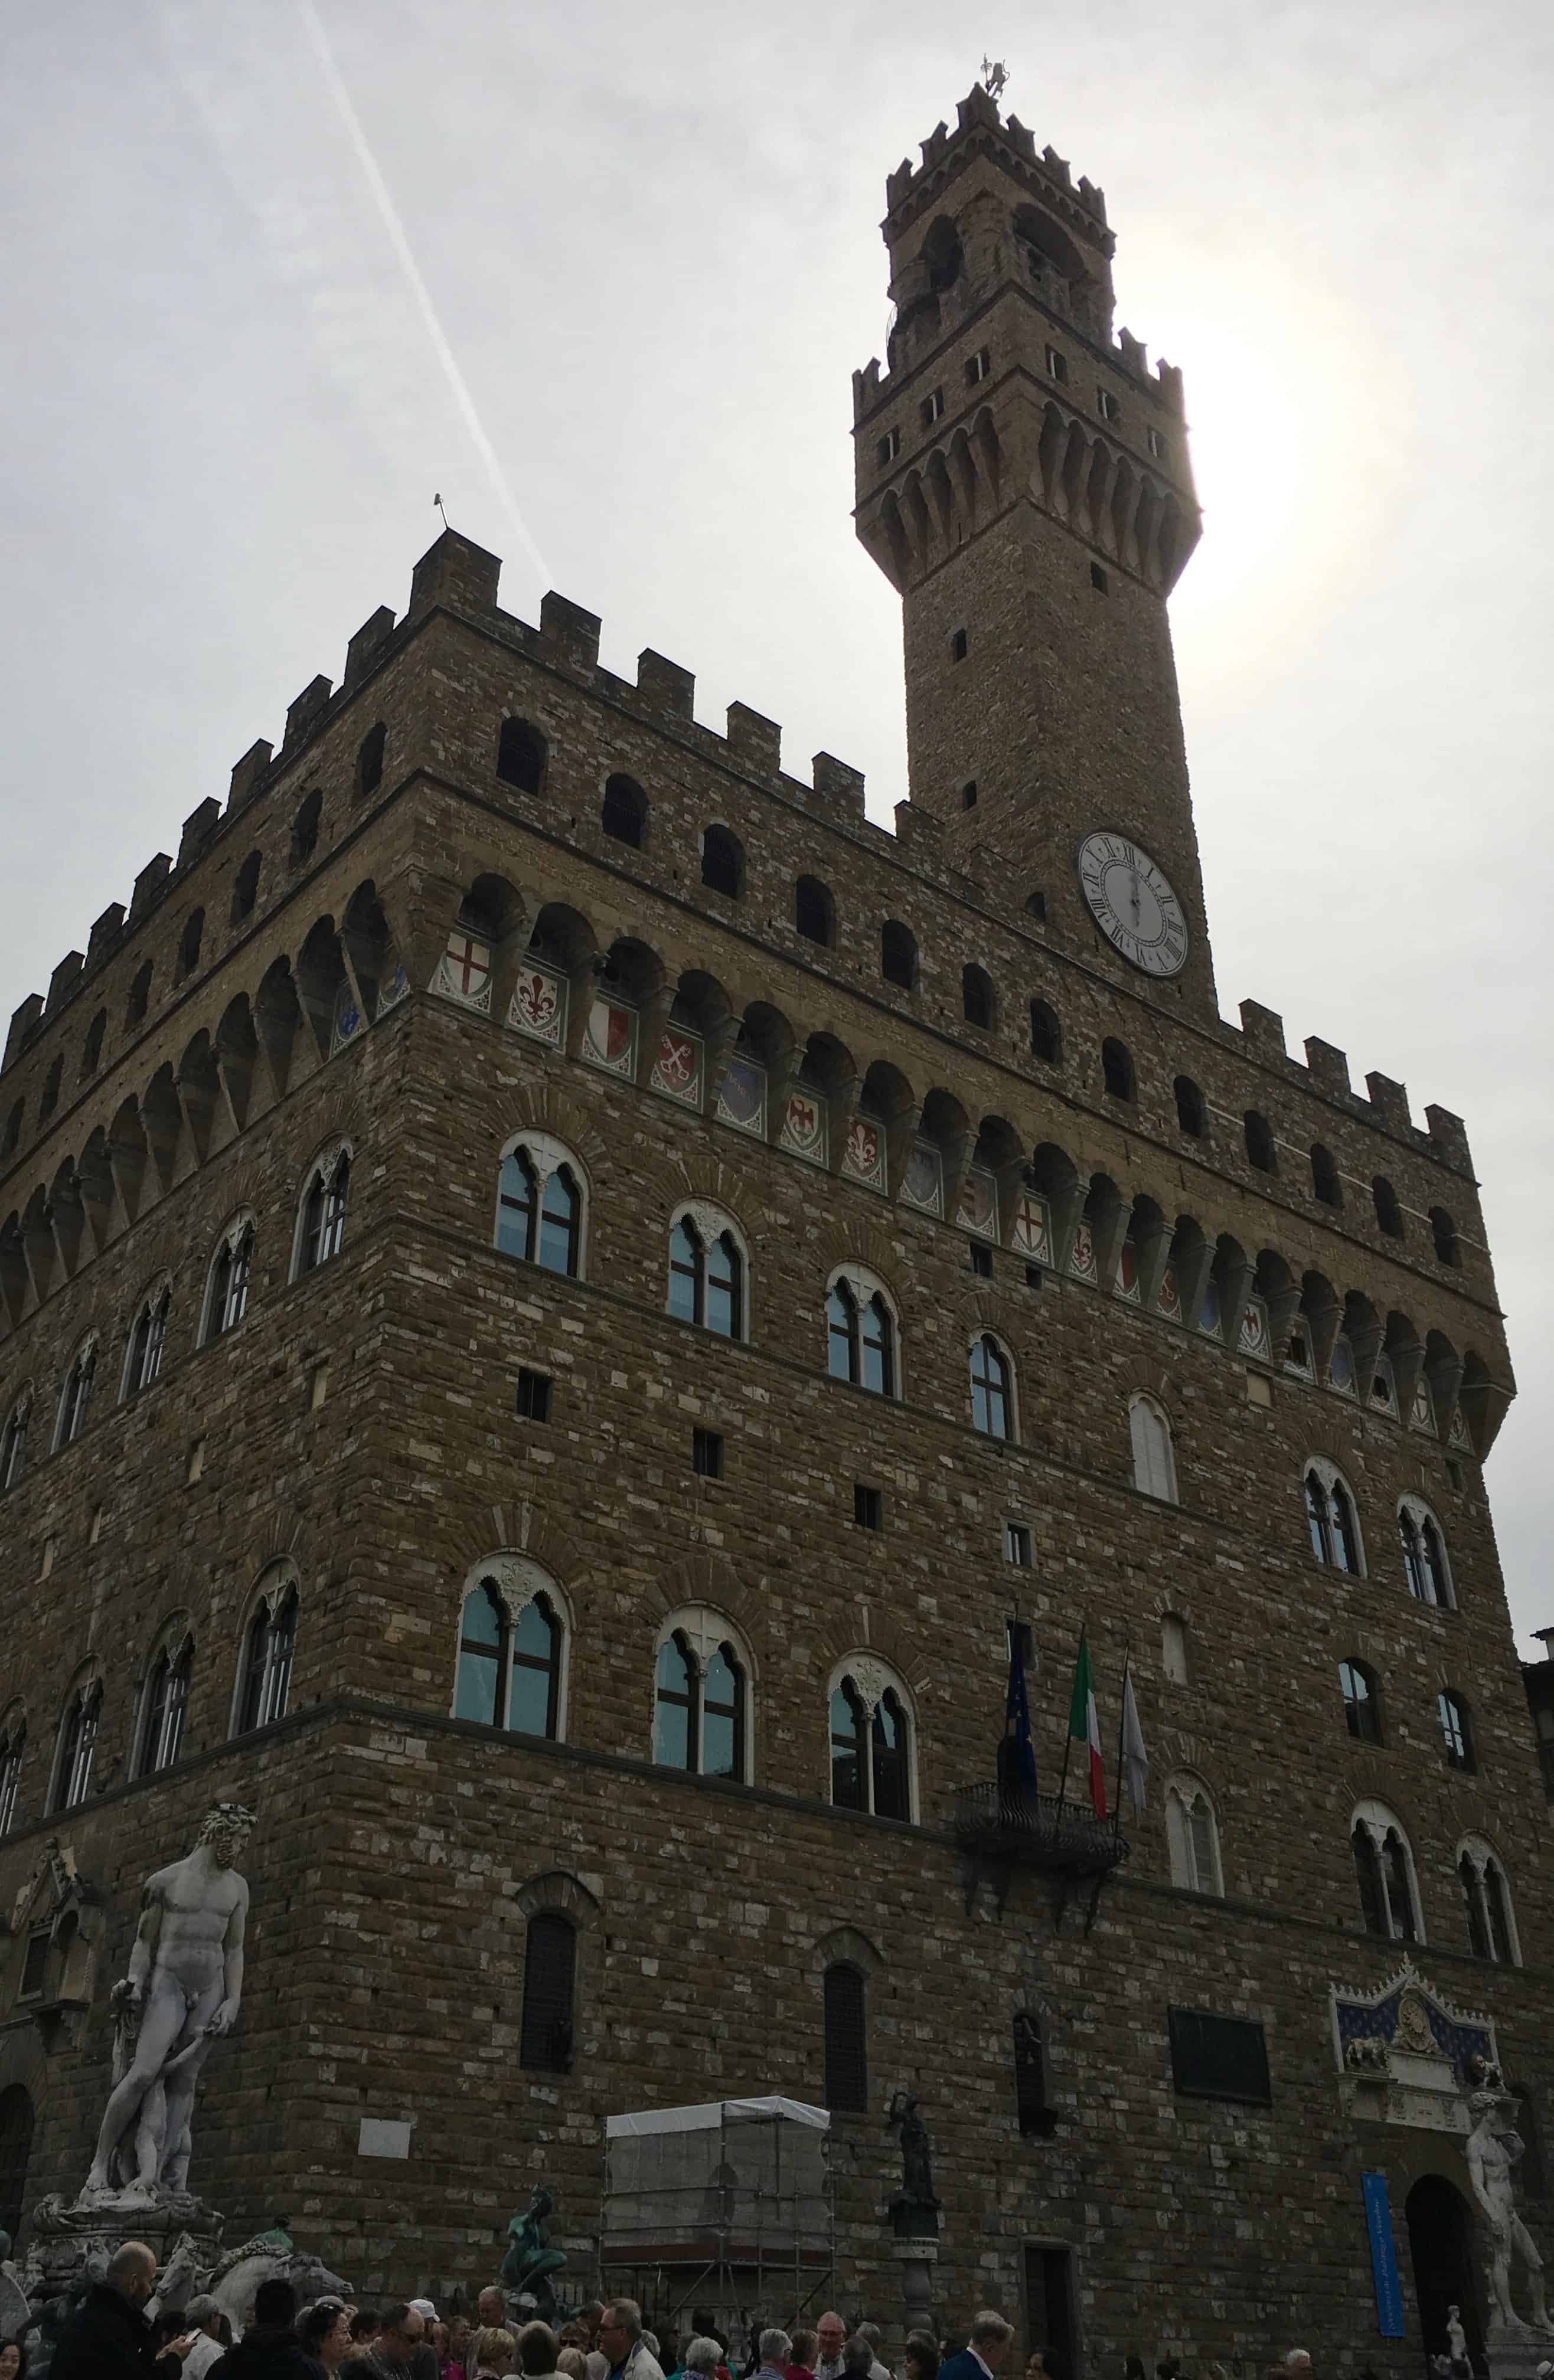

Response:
(1122, 1668), (1148, 1815)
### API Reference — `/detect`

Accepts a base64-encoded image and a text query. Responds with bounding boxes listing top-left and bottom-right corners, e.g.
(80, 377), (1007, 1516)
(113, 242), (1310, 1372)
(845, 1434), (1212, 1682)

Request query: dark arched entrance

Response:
(1406, 2173), (1484, 2369)
(0, 2084), (35, 2245)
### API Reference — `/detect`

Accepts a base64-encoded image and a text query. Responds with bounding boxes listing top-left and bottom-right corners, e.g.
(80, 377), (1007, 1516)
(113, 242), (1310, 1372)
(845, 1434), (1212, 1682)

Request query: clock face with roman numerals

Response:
(1076, 831), (1189, 977)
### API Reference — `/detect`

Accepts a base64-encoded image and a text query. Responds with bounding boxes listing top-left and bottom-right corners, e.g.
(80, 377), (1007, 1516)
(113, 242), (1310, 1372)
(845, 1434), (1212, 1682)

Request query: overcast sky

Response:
(3, 1), (1550, 1655)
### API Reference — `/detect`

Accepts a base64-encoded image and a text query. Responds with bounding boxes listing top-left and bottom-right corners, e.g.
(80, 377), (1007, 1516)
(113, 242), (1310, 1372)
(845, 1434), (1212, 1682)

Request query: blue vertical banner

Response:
(1363, 2170), (1406, 2338)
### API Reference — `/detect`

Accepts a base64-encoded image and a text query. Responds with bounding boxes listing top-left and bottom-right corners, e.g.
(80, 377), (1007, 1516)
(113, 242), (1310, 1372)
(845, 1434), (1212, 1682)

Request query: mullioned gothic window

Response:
(1339, 1659), (1382, 1744)
(1457, 1838), (1517, 1964)
(826, 1268), (897, 1397)
(54, 1339), (96, 1452)
(0, 1710), (25, 1836)
(495, 1133), (585, 1277)
(50, 1675), (102, 1814)
(453, 1557), (567, 1740)
(1, 1397), (30, 1492)
(1399, 1498), (1452, 1608)
(136, 1630), (193, 1778)
(828, 1659), (913, 1821)
(653, 1609), (750, 1782)
(234, 1571), (298, 1736)
(1351, 1800), (1421, 1941)
(296, 1146), (351, 1277)
(668, 1207), (745, 1339)
(122, 1287), (170, 1400)
(1164, 1774), (1222, 1895)
(1305, 1462), (1362, 1573)
(203, 1217), (256, 1345)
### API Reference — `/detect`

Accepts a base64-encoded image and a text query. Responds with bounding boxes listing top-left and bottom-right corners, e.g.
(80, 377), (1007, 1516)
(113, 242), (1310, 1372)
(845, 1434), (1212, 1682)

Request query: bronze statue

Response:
(501, 2185), (569, 2321)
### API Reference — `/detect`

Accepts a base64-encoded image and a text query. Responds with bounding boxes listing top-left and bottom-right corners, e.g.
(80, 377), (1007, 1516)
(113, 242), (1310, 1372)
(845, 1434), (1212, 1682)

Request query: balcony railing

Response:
(951, 1781), (1131, 1902)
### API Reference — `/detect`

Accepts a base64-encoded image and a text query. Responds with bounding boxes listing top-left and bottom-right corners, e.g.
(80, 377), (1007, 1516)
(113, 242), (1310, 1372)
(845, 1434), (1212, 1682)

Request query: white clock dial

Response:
(1075, 831), (1189, 978)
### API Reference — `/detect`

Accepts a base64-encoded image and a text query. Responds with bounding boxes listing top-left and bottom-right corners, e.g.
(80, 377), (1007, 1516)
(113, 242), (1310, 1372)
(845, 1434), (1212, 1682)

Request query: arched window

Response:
(795, 875), (833, 946)
(1013, 2013), (1052, 2136)
(1339, 1659), (1382, 1744)
(296, 1146), (351, 1276)
(880, 920), (917, 990)
(496, 715), (547, 793)
(823, 1962), (869, 2111)
(203, 1217), (255, 1345)
(1129, 1396), (1177, 1502)
(828, 1663), (913, 1820)
(137, 1633), (192, 1778)
(290, 789), (322, 867)
(0, 1098), (19, 1158)
(2, 1396), (31, 1492)
(453, 1569), (564, 1740)
(1431, 1207), (1460, 1267)
(495, 1135), (585, 1278)
(50, 1678), (102, 1813)
(355, 721), (386, 800)
(826, 1271), (896, 1397)
(1458, 1839), (1518, 1964)
(1173, 1076), (1205, 1137)
(1244, 1111), (1276, 1173)
(177, 910), (204, 980)
(1101, 1038), (1134, 1101)
(231, 850), (262, 924)
(668, 1208), (746, 1339)
(700, 823), (745, 897)
(122, 1287), (170, 1399)
(1311, 1144), (1341, 1207)
(38, 1057), (61, 1123)
(1438, 1689), (1474, 1771)
(0, 1712), (25, 1836)
(1164, 1775), (1222, 1895)
(126, 960), (152, 1025)
(970, 1333), (1013, 1440)
(1306, 1463), (1362, 1573)
(1399, 1499), (1452, 1608)
(518, 1911), (576, 2071)
(963, 965), (995, 1029)
(1373, 1176), (1404, 1238)
(234, 1574), (298, 1735)
(601, 773), (647, 847)
(1161, 1613), (1190, 1684)
(1030, 1000), (1062, 1064)
(80, 1009), (106, 1079)
(1352, 1803), (1421, 1941)
(54, 1341), (96, 1451)
(652, 1610), (750, 1781)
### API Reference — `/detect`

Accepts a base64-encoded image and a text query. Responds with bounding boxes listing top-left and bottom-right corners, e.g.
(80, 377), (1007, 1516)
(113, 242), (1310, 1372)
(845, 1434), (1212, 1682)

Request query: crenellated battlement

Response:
(884, 85), (1110, 237)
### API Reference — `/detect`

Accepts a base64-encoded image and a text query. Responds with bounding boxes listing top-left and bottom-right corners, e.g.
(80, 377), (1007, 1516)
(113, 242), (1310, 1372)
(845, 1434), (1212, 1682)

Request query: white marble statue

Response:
(1446, 2305), (1468, 2365)
(77, 1803), (255, 2205)
(1465, 2089), (1553, 2335)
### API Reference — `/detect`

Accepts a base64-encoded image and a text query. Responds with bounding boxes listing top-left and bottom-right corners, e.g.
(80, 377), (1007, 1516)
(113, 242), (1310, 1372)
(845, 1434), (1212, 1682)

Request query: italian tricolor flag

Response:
(1067, 1632), (1107, 1819)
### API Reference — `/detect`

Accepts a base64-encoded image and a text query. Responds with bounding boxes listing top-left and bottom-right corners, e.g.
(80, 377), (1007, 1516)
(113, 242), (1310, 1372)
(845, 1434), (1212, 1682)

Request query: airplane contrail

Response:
(297, 0), (550, 589)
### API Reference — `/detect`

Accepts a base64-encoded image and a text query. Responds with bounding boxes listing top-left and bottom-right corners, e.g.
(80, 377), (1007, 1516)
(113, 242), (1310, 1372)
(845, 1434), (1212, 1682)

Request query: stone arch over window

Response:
(668, 1200), (749, 1341)
(1399, 1496), (1453, 1608)
(822, 1960), (869, 2112)
(881, 918), (918, 990)
(292, 1139), (352, 1279)
(1164, 1772), (1222, 1895)
(135, 1616), (194, 1780)
(1129, 1393), (1177, 1502)
(452, 1552), (572, 1743)
(355, 720), (387, 800)
(1457, 1835), (1519, 1964)
(1437, 1686), (1474, 1772)
(513, 1869), (599, 2074)
(1244, 1110), (1276, 1173)
(969, 1330), (1016, 1441)
(53, 1333), (97, 1453)
(1101, 1037), (1134, 1101)
(601, 773), (648, 848)
(1431, 1207), (1460, 1267)
(1311, 1143), (1342, 1207)
(827, 1654), (916, 1822)
(38, 1054), (62, 1123)
(825, 1263), (900, 1397)
(652, 1604), (754, 1783)
(231, 1563), (299, 1738)
(1338, 1657), (1382, 1744)
(795, 875), (833, 946)
(1373, 1175), (1405, 1238)
(0, 1701), (26, 1838)
(1, 1388), (31, 1493)
(1305, 1456), (1365, 1575)
(962, 963), (996, 1029)
(48, 1664), (103, 1815)
(289, 787), (322, 867)
(176, 908), (204, 980)
(1160, 1611), (1189, 1685)
(126, 959), (154, 1027)
(700, 822), (745, 898)
(494, 1129), (587, 1279)
(1029, 999), (1062, 1064)
(80, 1008), (107, 1080)
(497, 715), (547, 793)
(1351, 1797), (1423, 1942)
(120, 1277), (172, 1401)
(1173, 1075), (1206, 1138)
(201, 1211), (256, 1346)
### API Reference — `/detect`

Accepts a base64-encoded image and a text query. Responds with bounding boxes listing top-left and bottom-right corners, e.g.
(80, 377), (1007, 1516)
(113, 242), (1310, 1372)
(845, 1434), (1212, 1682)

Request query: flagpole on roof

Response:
(1112, 1642), (1131, 1844)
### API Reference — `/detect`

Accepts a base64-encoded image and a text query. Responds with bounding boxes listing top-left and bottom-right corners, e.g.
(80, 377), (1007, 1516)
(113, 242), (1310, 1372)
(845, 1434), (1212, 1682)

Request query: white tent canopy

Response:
(606, 2097), (829, 2139)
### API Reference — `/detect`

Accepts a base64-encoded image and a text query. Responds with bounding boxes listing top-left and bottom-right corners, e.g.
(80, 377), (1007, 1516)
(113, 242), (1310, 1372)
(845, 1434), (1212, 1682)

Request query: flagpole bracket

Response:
(951, 1784), (1131, 1928)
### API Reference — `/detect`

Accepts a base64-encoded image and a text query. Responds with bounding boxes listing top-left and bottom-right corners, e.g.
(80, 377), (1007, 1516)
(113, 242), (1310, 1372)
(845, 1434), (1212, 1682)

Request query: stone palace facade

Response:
(0, 80), (1548, 2378)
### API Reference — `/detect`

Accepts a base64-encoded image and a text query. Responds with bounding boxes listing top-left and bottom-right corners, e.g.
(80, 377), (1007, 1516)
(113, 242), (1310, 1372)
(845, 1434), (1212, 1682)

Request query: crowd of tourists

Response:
(22, 2250), (1338, 2380)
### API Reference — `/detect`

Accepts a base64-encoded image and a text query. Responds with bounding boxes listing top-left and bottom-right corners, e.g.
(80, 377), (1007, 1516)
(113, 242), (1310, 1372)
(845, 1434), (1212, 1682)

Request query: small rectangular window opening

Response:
(921, 388), (945, 425)
(20, 1931), (50, 1999)
(1026, 1263), (1043, 1291)
(309, 1364), (329, 1413)
(1091, 562), (1109, 593)
(186, 1438), (205, 1485)
(517, 1368), (552, 1422)
(962, 780), (978, 810)
(693, 1426), (723, 1479)
(1045, 346), (1068, 384)
(1005, 1524), (1032, 1568)
(1097, 387), (1121, 423)
(876, 427), (901, 467)
(951, 628), (969, 662)
(1147, 426), (1166, 458)
(970, 1244), (994, 1279)
(854, 1482), (883, 1531)
(967, 348), (992, 384)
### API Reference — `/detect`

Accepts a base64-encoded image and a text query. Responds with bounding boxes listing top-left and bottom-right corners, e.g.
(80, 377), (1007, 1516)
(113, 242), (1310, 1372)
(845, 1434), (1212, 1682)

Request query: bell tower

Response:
(854, 86), (1216, 1018)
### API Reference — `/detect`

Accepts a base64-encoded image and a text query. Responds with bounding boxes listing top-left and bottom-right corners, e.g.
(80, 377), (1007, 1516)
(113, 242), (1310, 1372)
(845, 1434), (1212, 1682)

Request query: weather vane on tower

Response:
(980, 56), (1009, 101)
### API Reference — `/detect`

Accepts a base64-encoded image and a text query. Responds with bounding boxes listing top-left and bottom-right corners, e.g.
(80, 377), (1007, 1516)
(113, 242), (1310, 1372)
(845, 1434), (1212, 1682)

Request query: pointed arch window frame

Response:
(451, 1554), (571, 1743)
(202, 1213), (256, 1346)
(53, 1336), (97, 1452)
(651, 1605), (753, 1784)
(232, 1567), (299, 1738)
(494, 1130), (586, 1279)
(1164, 1773), (1223, 1897)
(668, 1202), (749, 1341)
(826, 1655), (916, 1823)
(969, 1331), (1016, 1441)
(1457, 1836), (1520, 1966)
(49, 1672), (103, 1815)
(121, 1282), (172, 1401)
(1305, 1457), (1364, 1575)
(825, 1265), (900, 1398)
(1351, 1799), (1424, 1944)
(294, 1142), (353, 1279)
(1399, 1496), (1454, 1609)
(136, 1623), (194, 1779)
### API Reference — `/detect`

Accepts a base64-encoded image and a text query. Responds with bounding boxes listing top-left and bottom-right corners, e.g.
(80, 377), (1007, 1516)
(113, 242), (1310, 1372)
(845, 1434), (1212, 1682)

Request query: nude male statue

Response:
(81, 1802), (255, 2199)
(1465, 2088), (1552, 2334)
